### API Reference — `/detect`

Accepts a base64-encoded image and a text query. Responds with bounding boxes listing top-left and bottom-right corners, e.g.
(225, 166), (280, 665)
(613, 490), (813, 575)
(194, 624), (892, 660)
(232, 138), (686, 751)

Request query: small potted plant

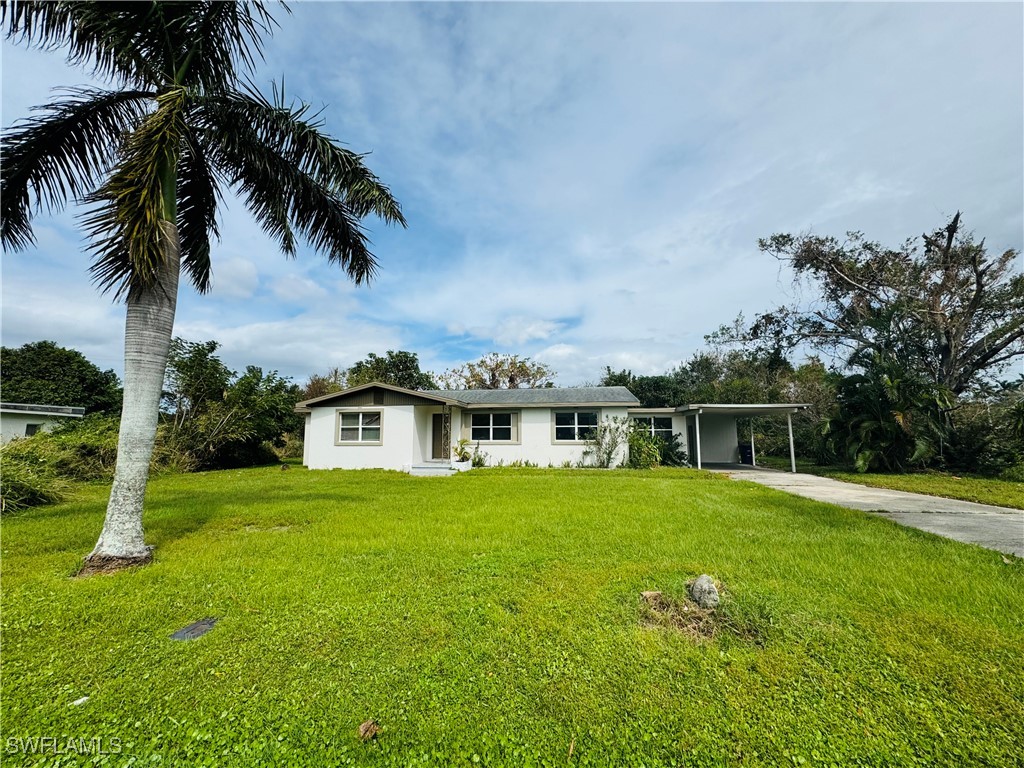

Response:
(451, 438), (472, 471)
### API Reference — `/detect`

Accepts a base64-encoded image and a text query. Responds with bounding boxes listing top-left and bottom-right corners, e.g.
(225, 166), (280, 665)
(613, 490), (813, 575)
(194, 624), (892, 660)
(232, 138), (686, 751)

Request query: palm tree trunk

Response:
(83, 221), (180, 572)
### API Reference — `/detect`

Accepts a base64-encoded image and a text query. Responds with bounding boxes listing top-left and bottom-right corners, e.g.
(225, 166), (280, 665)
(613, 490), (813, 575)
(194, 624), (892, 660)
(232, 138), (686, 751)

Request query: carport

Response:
(677, 403), (810, 472)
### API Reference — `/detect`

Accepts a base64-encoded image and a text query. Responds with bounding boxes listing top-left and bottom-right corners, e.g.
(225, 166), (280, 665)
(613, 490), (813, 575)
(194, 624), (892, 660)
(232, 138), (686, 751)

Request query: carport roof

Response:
(676, 403), (810, 417)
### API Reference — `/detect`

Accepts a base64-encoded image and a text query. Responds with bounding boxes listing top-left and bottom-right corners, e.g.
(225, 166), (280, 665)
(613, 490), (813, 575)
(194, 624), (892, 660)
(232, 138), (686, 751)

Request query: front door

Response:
(431, 413), (447, 459)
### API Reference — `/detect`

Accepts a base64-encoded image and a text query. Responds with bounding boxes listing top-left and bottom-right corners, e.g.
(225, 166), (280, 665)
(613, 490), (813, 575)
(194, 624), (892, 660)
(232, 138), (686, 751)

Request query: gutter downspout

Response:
(750, 421), (756, 467)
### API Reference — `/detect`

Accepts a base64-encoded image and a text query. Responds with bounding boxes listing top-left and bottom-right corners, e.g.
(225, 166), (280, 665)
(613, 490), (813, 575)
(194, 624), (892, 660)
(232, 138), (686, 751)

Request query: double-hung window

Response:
(633, 415), (674, 440)
(470, 412), (515, 442)
(336, 411), (382, 443)
(553, 411), (598, 441)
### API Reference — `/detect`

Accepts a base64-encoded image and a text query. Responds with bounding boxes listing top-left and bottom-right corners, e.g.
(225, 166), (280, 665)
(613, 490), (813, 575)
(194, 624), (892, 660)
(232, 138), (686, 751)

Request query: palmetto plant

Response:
(826, 351), (952, 473)
(2, 1), (405, 572)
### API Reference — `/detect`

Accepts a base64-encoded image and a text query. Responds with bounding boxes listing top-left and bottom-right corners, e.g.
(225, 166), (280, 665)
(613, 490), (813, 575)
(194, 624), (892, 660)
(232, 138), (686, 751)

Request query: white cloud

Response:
(271, 274), (328, 304)
(3, 2), (1020, 388)
(208, 258), (259, 300)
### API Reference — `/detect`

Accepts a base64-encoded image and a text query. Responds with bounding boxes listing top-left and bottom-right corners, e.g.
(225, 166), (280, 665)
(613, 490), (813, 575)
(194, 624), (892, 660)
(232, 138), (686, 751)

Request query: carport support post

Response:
(694, 411), (702, 469)
(787, 412), (796, 473)
(750, 422), (756, 467)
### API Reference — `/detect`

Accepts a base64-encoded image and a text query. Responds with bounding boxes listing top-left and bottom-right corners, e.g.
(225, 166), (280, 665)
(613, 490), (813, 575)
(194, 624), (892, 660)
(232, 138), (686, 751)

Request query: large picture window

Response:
(633, 415), (674, 439)
(553, 410), (598, 441)
(470, 412), (516, 442)
(336, 411), (382, 443)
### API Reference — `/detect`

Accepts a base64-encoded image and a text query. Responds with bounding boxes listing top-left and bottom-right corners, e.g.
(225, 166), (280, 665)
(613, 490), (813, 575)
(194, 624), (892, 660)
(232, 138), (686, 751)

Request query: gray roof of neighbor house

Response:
(0, 402), (85, 417)
(422, 386), (640, 407)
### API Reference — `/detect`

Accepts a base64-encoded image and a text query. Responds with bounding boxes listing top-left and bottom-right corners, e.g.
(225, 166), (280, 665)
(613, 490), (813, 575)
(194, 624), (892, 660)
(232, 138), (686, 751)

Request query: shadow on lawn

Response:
(142, 487), (367, 547)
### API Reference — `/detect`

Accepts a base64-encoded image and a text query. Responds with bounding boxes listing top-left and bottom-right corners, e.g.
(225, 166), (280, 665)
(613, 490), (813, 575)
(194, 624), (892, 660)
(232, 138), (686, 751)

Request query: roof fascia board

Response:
(296, 381), (463, 409)
(462, 401), (639, 410)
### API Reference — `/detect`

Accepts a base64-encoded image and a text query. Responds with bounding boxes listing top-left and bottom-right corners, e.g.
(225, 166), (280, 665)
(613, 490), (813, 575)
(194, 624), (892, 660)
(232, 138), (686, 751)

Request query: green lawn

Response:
(756, 456), (1024, 509)
(2, 467), (1022, 766)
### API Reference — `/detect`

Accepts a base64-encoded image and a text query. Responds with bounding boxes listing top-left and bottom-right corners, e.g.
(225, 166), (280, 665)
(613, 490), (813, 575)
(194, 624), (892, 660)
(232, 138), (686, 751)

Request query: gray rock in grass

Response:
(688, 575), (720, 609)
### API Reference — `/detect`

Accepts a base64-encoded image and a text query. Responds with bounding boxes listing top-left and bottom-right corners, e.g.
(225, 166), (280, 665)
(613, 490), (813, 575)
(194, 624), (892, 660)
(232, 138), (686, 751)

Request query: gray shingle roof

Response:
(422, 386), (639, 407)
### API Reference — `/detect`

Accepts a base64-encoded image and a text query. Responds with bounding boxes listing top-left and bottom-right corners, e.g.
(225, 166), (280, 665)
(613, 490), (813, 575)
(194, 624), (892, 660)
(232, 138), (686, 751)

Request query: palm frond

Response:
(3, 1), (164, 86)
(176, 125), (220, 293)
(205, 85), (406, 226)
(172, 2), (280, 91)
(211, 132), (375, 282)
(85, 87), (187, 299)
(1, 86), (153, 252)
(194, 90), (408, 284)
(4, 2), (281, 89)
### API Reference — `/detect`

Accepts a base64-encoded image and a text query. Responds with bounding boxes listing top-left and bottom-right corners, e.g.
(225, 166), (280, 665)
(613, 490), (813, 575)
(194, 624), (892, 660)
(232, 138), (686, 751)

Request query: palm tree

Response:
(2, 2), (405, 573)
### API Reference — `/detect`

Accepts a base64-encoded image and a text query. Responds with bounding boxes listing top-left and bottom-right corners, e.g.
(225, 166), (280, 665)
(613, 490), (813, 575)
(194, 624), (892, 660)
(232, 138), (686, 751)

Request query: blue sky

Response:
(2, 2), (1022, 386)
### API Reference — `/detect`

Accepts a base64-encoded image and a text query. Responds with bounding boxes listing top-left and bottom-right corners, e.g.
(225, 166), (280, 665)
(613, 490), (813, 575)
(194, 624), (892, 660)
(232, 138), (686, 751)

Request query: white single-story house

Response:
(296, 383), (809, 474)
(0, 402), (85, 444)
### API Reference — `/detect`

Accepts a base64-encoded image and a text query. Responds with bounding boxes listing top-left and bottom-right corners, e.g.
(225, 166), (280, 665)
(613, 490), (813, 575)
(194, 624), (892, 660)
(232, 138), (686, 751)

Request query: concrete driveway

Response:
(712, 465), (1024, 557)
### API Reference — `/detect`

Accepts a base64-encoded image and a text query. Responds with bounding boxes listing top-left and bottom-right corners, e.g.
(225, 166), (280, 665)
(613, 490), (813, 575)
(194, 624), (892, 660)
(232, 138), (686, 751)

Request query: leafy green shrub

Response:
(273, 433), (305, 460)
(627, 427), (661, 469)
(1000, 464), (1024, 483)
(658, 432), (689, 467)
(0, 452), (68, 514)
(452, 438), (471, 462)
(943, 388), (1024, 476)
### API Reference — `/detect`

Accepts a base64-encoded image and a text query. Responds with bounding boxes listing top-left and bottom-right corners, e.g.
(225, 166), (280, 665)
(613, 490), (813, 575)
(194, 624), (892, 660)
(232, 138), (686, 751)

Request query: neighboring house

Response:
(295, 382), (809, 473)
(0, 403), (85, 444)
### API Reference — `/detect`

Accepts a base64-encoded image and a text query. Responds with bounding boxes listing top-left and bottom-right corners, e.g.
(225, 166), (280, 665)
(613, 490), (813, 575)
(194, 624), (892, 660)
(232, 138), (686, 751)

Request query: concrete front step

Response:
(407, 463), (457, 477)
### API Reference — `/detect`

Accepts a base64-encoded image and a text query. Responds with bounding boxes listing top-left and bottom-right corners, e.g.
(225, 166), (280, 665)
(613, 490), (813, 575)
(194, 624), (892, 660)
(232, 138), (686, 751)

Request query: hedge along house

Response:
(0, 403), (85, 445)
(296, 382), (810, 474)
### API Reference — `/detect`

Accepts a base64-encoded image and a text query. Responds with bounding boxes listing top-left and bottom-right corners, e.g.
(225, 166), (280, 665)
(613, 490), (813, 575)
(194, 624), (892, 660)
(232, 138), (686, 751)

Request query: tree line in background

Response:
(2, 213), (1021, 512)
(299, 350), (555, 398)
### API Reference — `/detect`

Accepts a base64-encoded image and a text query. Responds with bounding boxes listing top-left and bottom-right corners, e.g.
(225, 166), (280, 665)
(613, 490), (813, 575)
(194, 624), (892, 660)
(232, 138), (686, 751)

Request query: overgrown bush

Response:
(274, 433), (305, 460)
(658, 432), (690, 467)
(2, 415), (120, 481)
(627, 427), (662, 469)
(1000, 464), (1024, 483)
(942, 387), (1024, 476)
(0, 453), (68, 514)
(582, 417), (629, 468)
(2, 416), (192, 481)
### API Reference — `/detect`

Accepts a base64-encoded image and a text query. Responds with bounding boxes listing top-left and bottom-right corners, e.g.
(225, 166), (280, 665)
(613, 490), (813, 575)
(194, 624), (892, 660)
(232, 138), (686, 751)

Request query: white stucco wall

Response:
(304, 404), (635, 470)
(463, 407), (631, 467)
(0, 414), (69, 444)
(304, 404), (418, 470)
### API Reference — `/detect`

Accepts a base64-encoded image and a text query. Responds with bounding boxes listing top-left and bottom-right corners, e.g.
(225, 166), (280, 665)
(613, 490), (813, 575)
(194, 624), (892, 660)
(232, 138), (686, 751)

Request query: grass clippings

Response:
(640, 584), (762, 645)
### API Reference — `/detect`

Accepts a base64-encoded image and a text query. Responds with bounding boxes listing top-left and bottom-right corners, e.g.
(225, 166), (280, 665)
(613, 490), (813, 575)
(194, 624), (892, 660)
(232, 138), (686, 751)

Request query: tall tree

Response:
(346, 350), (436, 390)
(0, 340), (121, 413)
(752, 213), (1023, 395)
(299, 366), (347, 400)
(162, 338), (232, 427)
(438, 353), (554, 390)
(2, 2), (405, 572)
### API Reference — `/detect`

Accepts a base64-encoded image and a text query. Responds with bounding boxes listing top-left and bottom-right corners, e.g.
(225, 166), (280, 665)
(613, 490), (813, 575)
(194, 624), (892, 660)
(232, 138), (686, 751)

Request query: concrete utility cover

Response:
(715, 466), (1024, 557)
(171, 617), (217, 640)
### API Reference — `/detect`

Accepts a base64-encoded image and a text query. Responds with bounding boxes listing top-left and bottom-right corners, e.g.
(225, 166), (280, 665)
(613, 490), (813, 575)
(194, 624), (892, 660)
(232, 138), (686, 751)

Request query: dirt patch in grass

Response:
(75, 552), (153, 577)
(640, 588), (763, 645)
